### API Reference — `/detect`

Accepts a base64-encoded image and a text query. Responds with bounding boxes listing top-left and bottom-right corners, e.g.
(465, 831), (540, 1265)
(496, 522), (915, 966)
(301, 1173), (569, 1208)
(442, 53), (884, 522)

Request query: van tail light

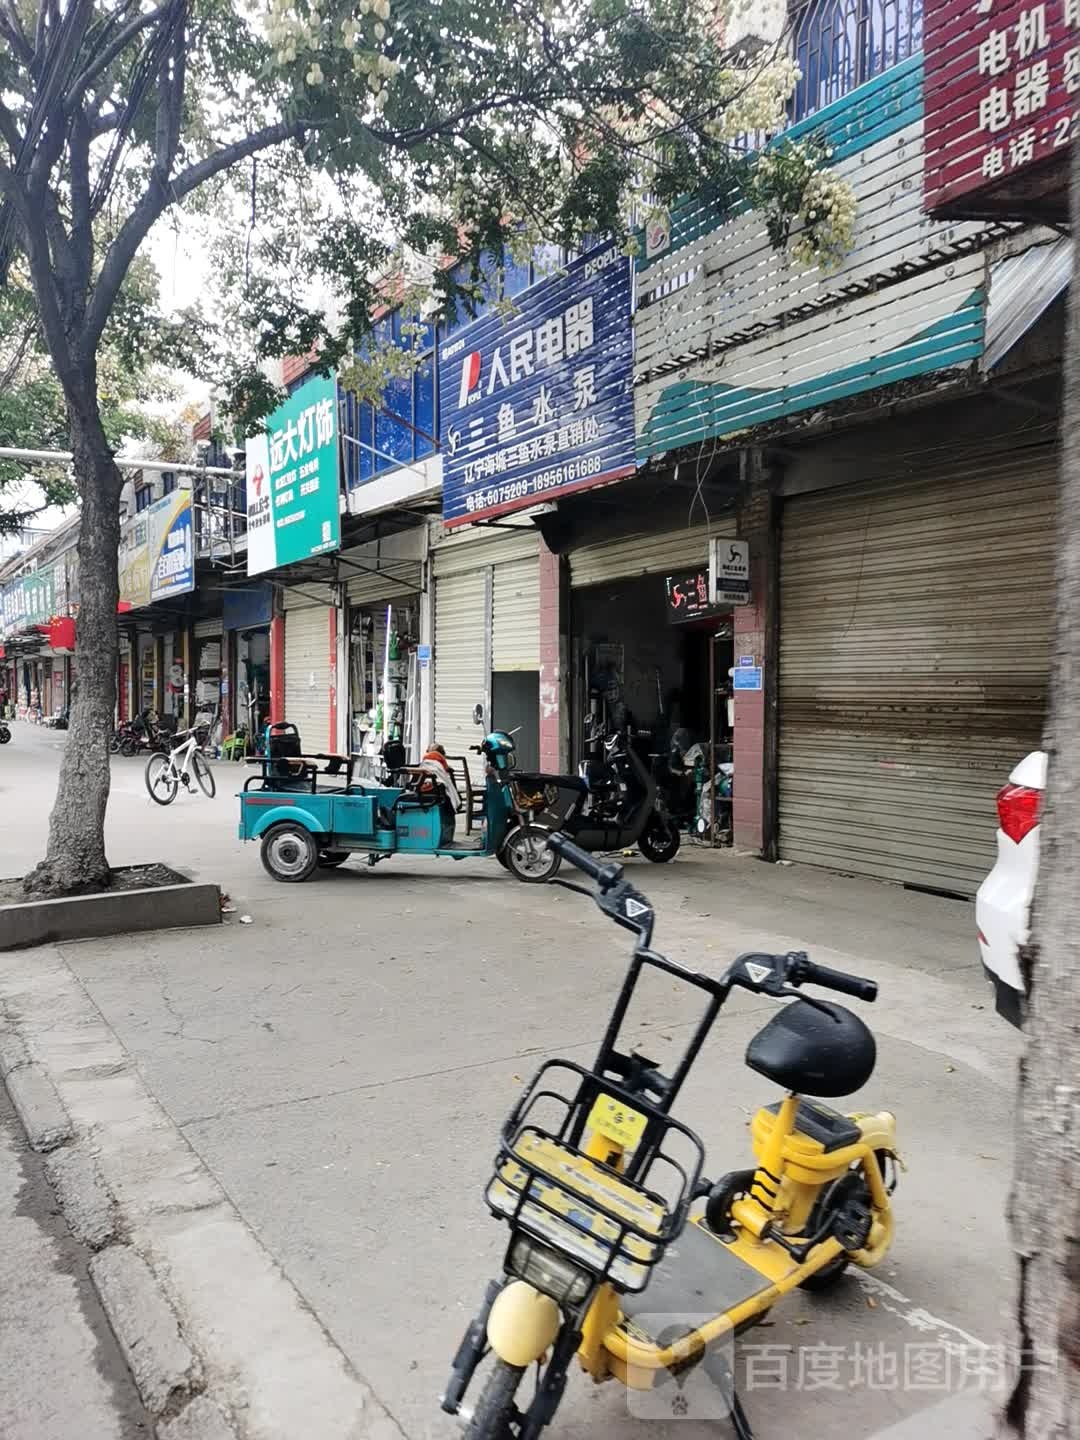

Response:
(996, 783), (1042, 844)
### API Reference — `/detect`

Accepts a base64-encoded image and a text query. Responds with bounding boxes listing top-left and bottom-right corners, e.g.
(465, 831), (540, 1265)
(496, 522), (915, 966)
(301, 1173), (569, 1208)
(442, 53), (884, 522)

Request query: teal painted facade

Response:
(634, 55), (990, 463)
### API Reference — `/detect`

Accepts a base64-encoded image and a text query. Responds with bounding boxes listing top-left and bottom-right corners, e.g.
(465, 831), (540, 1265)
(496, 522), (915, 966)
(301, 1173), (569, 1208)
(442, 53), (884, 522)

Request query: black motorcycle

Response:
(569, 717), (681, 863)
(0, 720), (10, 745)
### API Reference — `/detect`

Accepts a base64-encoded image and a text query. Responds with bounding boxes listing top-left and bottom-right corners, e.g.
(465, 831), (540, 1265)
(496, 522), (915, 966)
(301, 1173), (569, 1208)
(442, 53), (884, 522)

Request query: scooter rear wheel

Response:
(464, 1359), (524, 1440)
(799, 1151), (889, 1292)
(638, 815), (681, 863)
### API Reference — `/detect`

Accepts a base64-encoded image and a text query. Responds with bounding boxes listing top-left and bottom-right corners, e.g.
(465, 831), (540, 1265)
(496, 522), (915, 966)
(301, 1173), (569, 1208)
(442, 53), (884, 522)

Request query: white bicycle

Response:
(145, 726), (217, 805)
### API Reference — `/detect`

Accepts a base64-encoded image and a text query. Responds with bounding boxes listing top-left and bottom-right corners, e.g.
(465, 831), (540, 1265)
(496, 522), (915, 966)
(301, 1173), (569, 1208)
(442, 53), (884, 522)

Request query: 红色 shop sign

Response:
(245, 372), (341, 576)
(924, 0), (1077, 216)
(439, 243), (635, 527)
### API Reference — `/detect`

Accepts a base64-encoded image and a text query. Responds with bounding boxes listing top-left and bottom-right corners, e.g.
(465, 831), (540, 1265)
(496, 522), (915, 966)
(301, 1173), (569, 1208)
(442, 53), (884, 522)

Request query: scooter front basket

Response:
(484, 1060), (704, 1293)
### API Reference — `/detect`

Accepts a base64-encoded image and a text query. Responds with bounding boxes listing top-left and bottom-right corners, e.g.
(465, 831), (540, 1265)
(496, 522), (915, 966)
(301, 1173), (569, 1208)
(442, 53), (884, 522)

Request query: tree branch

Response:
(69, 108), (93, 295)
(4, 183), (76, 386)
(89, 107), (123, 138)
(84, 117), (308, 350)
(0, 0), (34, 64)
(64, 4), (171, 114)
(0, 96), (24, 161)
(154, 3), (186, 177)
(27, 0), (95, 199)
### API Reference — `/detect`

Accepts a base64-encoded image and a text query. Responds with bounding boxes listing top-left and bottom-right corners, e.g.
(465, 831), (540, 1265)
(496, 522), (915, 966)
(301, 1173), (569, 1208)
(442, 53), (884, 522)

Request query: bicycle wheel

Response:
(145, 753), (179, 805)
(192, 751), (216, 798)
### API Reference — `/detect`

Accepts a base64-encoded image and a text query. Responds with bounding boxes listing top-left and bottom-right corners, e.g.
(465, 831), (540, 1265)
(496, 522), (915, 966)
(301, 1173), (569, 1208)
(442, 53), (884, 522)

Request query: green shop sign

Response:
(1, 562), (58, 639)
(244, 373), (341, 577)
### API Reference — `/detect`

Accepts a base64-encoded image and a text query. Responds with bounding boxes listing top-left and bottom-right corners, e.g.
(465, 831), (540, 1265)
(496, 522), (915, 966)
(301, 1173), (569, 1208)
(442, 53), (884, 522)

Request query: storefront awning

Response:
(982, 239), (1071, 373)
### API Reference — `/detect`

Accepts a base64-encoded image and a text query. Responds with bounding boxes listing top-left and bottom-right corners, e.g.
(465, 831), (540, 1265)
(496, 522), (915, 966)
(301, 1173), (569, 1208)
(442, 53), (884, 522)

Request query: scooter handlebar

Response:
(547, 833), (623, 889)
(792, 956), (877, 1002)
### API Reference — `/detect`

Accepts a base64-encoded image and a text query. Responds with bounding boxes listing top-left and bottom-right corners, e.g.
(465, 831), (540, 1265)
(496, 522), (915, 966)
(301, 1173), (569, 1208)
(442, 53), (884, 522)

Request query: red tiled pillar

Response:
(328, 606), (338, 752)
(269, 614), (285, 724)
(538, 541), (562, 771)
(733, 463), (778, 856)
(733, 578), (766, 852)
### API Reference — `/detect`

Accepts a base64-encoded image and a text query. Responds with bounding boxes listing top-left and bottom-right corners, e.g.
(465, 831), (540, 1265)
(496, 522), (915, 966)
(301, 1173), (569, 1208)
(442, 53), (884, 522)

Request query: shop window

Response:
(342, 310), (436, 485)
(414, 358), (435, 459)
(375, 373), (414, 470)
(502, 254), (532, 298)
(790, 0), (923, 123)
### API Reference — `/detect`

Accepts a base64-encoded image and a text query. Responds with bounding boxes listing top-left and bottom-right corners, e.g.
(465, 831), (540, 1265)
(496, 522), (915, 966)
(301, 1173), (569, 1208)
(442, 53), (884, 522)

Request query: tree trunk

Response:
(997, 143), (1080, 1436)
(22, 380), (124, 897)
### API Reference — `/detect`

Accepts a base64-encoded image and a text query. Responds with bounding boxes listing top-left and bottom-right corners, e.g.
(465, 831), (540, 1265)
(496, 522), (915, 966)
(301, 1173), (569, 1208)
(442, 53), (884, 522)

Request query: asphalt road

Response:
(1, 722), (1023, 1439)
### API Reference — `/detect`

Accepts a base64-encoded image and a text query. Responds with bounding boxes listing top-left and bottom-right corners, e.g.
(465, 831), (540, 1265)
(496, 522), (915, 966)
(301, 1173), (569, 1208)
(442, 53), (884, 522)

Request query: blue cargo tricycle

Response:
(238, 721), (586, 883)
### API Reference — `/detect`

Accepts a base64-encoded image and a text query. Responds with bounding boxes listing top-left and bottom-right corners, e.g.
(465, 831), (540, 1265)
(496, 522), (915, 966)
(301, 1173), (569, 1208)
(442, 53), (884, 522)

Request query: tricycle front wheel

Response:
(503, 825), (562, 883)
(261, 823), (320, 882)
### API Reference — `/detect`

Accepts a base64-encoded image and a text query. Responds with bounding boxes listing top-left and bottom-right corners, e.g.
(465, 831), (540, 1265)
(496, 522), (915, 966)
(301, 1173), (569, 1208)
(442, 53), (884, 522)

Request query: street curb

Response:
(44, 1143), (119, 1249)
(0, 875), (222, 951)
(90, 1245), (202, 1415)
(0, 944), (407, 1440)
(0, 1025), (30, 1077)
(157, 1396), (238, 1440)
(6, 1060), (73, 1150)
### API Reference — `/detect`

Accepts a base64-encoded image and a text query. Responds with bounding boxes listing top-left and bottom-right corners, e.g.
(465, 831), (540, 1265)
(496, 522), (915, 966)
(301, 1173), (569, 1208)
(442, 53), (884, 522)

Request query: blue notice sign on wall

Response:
(439, 243), (635, 527)
(733, 666), (763, 691)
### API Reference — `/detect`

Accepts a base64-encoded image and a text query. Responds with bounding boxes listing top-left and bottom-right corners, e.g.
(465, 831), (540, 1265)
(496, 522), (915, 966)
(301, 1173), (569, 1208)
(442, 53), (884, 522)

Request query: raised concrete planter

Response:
(0, 866), (221, 951)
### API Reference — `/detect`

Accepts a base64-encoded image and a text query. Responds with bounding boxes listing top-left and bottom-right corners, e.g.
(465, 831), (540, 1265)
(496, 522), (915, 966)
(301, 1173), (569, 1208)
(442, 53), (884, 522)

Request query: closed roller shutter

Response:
(569, 524), (728, 588)
(434, 569), (487, 765)
(432, 526), (538, 576)
(778, 451), (1056, 895)
(346, 564), (422, 607)
(284, 601), (332, 748)
(492, 556), (539, 670)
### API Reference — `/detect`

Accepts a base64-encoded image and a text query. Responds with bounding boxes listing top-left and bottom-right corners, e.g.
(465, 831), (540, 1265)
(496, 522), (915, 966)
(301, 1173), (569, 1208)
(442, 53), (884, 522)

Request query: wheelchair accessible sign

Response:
(246, 373), (341, 576)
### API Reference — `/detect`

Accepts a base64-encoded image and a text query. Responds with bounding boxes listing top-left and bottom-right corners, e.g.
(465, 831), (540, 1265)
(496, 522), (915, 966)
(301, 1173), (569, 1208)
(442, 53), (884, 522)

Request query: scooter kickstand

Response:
(712, 1352), (755, 1440)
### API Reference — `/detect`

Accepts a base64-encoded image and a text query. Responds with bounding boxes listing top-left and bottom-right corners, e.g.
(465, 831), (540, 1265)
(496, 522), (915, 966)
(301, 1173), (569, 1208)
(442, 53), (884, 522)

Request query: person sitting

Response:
(409, 742), (463, 812)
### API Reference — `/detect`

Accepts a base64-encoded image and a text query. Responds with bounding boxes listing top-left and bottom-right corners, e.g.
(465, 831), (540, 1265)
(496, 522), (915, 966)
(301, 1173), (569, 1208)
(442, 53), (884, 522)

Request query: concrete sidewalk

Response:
(1, 723), (1021, 1440)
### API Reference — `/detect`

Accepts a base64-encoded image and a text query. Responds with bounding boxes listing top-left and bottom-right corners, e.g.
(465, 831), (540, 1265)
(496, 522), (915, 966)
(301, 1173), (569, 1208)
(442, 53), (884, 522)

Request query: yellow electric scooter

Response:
(443, 834), (900, 1440)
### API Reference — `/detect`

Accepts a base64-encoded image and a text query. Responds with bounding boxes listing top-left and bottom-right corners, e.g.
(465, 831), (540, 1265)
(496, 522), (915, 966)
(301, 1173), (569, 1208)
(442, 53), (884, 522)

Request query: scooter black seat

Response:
(745, 999), (875, 1099)
(514, 772), (588, 793)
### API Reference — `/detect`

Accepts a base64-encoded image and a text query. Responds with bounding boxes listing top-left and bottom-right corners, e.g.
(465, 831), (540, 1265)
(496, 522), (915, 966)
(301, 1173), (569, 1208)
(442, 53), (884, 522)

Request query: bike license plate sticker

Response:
(588, 1093), (647, 1149)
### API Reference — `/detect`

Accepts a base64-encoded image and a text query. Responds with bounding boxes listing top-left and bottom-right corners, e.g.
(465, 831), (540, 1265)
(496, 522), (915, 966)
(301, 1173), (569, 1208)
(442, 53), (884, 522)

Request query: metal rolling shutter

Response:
(778, 451), (1057, 895)
(346, 564), (422, 607)
(433, 569), (487, 764)
(284, 601), (332, 748)
(492, 556), (540, 670)
(569, 524), (728, 588)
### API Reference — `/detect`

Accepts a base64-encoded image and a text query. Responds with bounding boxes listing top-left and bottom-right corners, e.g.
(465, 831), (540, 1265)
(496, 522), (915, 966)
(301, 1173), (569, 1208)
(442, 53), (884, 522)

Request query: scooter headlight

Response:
(509, 1236), (593, 1306)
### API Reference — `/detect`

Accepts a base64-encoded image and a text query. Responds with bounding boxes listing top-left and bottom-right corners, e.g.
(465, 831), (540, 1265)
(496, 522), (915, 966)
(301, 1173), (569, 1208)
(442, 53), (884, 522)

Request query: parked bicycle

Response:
(145, 726), (217, 805)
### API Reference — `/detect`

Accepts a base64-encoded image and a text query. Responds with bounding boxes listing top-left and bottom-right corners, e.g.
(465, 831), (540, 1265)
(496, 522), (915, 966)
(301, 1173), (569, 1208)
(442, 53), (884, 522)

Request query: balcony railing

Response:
(790, 0), (924, 122)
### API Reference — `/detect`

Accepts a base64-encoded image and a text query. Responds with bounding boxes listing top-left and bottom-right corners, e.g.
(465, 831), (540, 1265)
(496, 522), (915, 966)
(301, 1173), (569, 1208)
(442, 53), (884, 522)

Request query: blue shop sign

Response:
(439, 243), (635, 527)
(223, 582), (274, 630)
